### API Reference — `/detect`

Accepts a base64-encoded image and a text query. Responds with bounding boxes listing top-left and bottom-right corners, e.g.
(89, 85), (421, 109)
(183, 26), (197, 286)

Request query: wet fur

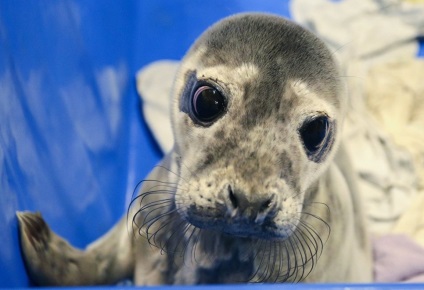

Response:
(17, 13), (372, 285)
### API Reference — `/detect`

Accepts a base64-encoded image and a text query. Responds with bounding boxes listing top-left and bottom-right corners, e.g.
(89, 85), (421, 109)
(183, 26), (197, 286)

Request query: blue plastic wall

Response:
(0, 0), (291, 287)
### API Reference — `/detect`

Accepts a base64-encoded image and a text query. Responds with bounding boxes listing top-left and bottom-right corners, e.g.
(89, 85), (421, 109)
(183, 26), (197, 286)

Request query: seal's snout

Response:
(225, 184), (276, 223)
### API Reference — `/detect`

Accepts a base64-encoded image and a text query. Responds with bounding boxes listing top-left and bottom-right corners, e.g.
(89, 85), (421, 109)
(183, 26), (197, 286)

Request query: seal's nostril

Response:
(259, 198), (272, 213)
(228, 185), (238, 209)
(258, 194), (276, 214)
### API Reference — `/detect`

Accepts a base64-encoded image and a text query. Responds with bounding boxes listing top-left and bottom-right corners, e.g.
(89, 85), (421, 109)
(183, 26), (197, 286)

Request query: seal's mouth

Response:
(185, 208), (294, 241)
(221, 224), (291, 240)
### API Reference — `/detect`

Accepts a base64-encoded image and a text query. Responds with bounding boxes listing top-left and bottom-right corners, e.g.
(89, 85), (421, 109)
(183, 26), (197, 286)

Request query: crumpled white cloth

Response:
(291, 0), (424, 236)
(366, 60), (424, 190)
(364, 60), (424, 245)
(136, 60), (178, 154)
(291, 0), (423, 87)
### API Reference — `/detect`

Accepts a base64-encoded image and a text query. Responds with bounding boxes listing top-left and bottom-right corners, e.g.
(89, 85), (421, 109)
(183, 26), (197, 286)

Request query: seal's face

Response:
(171, 14), (343, 241)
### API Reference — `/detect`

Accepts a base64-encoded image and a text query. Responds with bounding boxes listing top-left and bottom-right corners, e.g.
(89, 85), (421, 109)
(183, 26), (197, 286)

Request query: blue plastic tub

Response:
(1, 0), (423, 288)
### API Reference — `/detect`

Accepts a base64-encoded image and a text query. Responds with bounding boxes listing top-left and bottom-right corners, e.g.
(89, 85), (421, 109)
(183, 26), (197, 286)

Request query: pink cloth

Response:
(373, 234), (424, 282)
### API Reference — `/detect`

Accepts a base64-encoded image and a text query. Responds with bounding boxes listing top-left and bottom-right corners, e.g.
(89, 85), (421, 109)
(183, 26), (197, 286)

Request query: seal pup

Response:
(17, 13), (372, 285)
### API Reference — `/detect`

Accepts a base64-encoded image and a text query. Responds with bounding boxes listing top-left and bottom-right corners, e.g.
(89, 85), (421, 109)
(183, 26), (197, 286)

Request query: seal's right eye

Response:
(298, 115), (335, 163)
(299, 116), (328, 154)
(191, 85), (226, 125)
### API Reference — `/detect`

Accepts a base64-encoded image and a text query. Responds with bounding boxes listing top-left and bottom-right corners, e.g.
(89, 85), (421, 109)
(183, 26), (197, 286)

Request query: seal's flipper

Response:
(17, 211), (134, 286)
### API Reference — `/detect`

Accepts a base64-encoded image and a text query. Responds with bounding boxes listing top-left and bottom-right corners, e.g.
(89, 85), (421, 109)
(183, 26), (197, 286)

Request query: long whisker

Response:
(291, 229), (308, 281)
(296, 222), (322, 261)
(156, 165), (190, 183)
(160, 219), (191, 255)
(127, 179), (181, 227)
(301, 211), (331, 234)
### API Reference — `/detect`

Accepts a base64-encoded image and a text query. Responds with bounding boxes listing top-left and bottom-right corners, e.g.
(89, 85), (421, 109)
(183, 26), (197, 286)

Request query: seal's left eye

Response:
(192, 85), (226, 124)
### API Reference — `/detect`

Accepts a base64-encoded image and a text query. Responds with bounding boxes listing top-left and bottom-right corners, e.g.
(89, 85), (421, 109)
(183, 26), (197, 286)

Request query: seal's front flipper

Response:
(17, 211), (134, 286)
(17, 211), (87, 285)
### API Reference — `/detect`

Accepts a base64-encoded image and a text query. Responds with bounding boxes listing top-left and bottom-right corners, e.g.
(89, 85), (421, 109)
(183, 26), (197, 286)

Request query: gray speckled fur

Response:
(17, 13), (372, 285)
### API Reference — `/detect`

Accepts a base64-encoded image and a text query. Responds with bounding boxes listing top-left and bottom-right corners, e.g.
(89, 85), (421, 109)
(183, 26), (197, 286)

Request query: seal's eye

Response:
(299, 116), (329, 155)
(191, 85), (226, 124)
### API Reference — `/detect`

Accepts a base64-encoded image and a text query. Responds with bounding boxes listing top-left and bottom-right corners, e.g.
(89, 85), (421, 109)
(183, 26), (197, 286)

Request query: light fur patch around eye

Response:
(291, 80), (313, 97)
(233, 63), (259, 82)
(289, 79), (336, 117)
(196, 62), (259, 86)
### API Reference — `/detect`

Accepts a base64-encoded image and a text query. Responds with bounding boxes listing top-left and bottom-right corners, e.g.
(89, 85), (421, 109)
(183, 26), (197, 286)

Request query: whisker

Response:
(176, 156), (200, 180)
(330, 40), (353, 57)
(142, 183), (186, 194)
(190, 227), (204, 265)
(289, 230), (308, 281)
(307, 201), (330, 211)
(251, 240), (268, 282)
(271, 242), (281, 283)
(146, 211), (188, 253)
(180, 225), (199, 260)
(146, 214), (176, 250)
(248, 239), (266, 282)
(281, 239), (291, 282)
(297, 221), (322, 261)
(142, 207), (178, 235)
(162, 220), (192, 255)
(269, 241), (279, 282)
(139, 201), (174, 227)
(265, 241), (276, 282)
(155, 165), (190, 184)
(127, 179), (181, 228)
(285, 238), (300, 282)
(300, 211), (331, 243)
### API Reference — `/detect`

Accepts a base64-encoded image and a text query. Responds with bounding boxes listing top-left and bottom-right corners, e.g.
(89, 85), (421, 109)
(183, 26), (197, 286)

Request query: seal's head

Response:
(133, 13), (345, 282)
(171, 13), (343, 239)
